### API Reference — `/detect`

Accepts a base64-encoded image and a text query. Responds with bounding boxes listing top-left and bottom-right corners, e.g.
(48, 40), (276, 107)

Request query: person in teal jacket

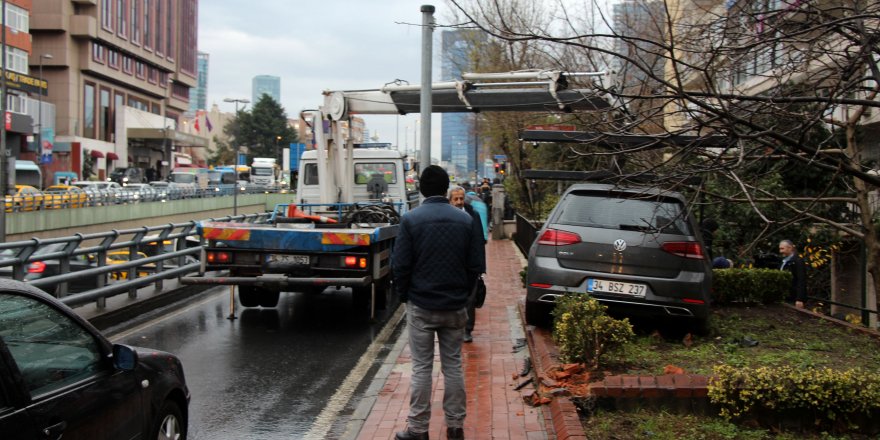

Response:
(466, 191), (489, 241)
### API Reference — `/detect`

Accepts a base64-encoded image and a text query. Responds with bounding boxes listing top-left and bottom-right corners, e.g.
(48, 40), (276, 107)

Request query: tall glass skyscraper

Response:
(440, 30), (484, 181)
(252, 75), (281, 104)
(188, 52), (209, 115)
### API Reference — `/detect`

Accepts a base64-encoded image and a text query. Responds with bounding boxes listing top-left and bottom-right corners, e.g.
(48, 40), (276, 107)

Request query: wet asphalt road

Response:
(107, 286), (404, 439)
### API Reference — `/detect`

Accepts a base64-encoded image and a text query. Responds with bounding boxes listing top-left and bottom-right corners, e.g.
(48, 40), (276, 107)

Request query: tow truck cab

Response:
(297, 147), (407, 206)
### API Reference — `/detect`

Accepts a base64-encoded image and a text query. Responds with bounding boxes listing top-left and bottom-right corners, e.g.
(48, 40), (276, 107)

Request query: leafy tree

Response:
(82, 149), (95, 180)
(236, 95), (298, 163)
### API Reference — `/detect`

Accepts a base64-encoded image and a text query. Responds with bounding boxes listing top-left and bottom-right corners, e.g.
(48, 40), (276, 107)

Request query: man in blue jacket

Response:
(392, 165), (483, 440)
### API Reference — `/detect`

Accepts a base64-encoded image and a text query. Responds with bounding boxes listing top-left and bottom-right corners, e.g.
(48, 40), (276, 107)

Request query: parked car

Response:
(109, 167), (146, 185)
(107, 250), (154, 280)
(150, 181), (176, 201)
(525, 183), (711, 330)
(20, 243), (103, 295)
(44, 184), (89, 209)
(118, 183), (156, 203)
(0, 278), (189, 440)
(4, 185), (45, 212)
(72, 181), (123, 205)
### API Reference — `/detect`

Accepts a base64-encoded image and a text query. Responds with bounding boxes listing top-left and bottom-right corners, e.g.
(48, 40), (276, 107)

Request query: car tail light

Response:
(682, 298), (705, 304)
(661, 242), (704, 259)
(27, 261), (46, 273)
(207, 251), (232, 264)
(537, 229), (581, 246)
(529, 283), (553, 289)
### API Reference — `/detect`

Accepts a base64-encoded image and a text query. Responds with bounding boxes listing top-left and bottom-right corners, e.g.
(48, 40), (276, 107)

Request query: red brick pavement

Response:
(355, 238), (548, 440)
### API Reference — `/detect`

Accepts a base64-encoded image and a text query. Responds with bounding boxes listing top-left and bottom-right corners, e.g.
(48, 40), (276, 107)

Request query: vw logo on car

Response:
(613, 238), (627, 252)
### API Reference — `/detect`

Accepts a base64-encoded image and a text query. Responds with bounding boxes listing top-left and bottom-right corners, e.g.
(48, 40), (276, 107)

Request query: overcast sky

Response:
(199, 0), (443, 157)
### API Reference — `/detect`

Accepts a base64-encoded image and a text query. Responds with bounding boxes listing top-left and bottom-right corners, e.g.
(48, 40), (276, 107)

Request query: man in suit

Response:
(779, 239), (807, 309)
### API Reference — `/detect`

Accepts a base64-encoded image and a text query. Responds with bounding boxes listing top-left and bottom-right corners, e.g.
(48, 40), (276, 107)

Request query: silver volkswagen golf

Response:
(525, 184), (711, 329)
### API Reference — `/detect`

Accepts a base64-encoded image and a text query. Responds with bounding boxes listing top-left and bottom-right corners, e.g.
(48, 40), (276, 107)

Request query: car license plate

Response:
(587, 279), (646, 297)
(268, 254), (309, 265)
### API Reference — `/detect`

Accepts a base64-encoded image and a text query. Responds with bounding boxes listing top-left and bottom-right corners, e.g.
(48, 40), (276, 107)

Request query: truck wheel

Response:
(238, 286), (260, 308)
(259, 291), (280, 308)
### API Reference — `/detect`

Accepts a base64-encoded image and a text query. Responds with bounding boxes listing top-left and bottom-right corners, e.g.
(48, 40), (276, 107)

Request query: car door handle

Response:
(43, 421), (67, 439)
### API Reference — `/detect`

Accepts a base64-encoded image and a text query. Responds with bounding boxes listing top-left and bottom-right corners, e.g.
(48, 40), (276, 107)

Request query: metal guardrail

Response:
(0, 212), (272, 308)
(4, 185), (294, 212)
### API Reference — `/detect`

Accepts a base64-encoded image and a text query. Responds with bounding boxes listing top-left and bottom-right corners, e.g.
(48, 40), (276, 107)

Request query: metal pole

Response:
(224, 98), (249, 216)
(418, 5), (434, 170)
(0, 0), (8, 243)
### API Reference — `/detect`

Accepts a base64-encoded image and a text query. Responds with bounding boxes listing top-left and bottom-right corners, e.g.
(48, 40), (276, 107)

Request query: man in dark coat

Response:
(779, 239), (807, 309)
(392, 165), (483, 440)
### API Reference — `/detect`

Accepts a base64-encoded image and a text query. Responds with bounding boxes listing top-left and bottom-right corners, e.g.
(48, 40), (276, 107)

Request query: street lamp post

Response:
(223, 97), (250, 216)
(36, 53), (53, 165)
(275, 135), (281, 163)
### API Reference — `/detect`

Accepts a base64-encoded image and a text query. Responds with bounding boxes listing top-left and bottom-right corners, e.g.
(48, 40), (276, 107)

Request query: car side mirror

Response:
(112, 344), (139, 371)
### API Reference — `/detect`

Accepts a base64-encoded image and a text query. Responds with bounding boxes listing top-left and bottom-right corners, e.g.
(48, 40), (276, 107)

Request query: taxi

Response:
(4, 185), (45, 212)
(44, 184), (89, 209)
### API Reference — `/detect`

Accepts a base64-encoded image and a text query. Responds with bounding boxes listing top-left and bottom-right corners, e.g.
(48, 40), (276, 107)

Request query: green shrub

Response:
(709, 364), (880, 427)
(712, 268), (790, 304)
(551, 294), (635, 370)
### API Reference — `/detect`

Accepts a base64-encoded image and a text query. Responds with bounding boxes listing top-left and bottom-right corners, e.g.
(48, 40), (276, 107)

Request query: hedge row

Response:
(709, 365), (880, 433)
(712, 268), (791, 304)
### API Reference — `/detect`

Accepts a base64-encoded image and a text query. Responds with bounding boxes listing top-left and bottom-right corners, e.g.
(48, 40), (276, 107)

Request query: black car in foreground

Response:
(0, 278), (189, 439)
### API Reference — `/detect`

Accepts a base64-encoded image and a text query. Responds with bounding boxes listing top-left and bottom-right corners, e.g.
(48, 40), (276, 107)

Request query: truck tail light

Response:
(537, 229), (581, 246)
(661, 242), (704, 259)
(343, 256), (368, 268)
(207, 251), (232, 264)
(27, 261), (46, 273)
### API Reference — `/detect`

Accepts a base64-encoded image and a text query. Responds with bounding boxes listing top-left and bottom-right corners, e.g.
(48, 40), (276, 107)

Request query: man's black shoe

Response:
(395, 428), (428, 440)
(447, 427), (464, 440)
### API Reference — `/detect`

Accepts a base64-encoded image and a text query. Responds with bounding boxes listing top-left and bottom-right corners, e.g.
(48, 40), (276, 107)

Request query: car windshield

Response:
(171, 174), (195, 184)
(252, 168), (273, 176)
(554, 191), (692, 235)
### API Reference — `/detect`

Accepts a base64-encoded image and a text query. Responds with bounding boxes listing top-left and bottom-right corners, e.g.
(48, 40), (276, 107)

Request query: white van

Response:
(14, 160), (42, 189)
(297, 147), (407, 207)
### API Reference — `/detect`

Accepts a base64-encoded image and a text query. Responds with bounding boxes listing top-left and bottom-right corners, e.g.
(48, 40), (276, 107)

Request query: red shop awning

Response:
(90, 150), (105, 158)
(106, 152), (120, 160)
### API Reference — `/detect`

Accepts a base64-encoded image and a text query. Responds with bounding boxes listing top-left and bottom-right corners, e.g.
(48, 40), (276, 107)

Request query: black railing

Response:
(514, 212), (542, 256)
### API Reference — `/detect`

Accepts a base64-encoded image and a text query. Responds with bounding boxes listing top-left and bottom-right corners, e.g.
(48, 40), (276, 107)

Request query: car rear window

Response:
(554, 191), (692, 235)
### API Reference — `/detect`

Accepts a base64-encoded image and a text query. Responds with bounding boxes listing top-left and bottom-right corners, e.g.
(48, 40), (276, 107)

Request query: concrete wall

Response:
(6, 193), (294, 242)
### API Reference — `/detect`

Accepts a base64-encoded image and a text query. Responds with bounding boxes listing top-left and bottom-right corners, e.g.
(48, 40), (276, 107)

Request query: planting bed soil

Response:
(601, 304), (880, 375)
(563, 304), (880, 438)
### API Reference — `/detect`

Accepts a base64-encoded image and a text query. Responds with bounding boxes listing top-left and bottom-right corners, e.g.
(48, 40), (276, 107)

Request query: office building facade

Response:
(31, 0), (206, 182)
(188, 51), (208, 115)
(440, 29), (483, 181)
(252, 74), (280, 105)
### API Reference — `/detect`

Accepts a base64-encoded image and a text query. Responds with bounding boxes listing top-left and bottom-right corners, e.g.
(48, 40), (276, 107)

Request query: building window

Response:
(165, 0), (174, 59)
(131, 0), (141, 44)
(6, 93), (26, 114)
(108, 50), (119, 69)
(135, 61), (146, 79)
(5, 47), (27, 74)
(117, 0), (127, 38)
(144, 0), (151, 49)
(102, 0), (113, 30)
(100, 88), (112, 142)
(128, 96), (148, 111)
(122, 56), (133, 74)
(92, 43), (106, 64)
(148, 67), (158, 84)
(84, 83), (96, 139)
(155, 0), (163, 55)
(5, 4), (28, 33)
(179, 0), (197, 75)
(159, 71), (168, 87)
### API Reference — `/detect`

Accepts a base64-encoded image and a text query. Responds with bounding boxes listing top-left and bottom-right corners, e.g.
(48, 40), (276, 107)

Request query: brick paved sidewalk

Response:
(354, 238), (547, 440)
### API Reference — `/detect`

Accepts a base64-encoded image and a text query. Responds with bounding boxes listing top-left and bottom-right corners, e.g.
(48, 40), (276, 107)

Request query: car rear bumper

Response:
(526, 256), (710, 320)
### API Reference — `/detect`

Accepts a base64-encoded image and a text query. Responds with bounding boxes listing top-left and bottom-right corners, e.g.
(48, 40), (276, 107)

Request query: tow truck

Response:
(181, 70), (609, 317)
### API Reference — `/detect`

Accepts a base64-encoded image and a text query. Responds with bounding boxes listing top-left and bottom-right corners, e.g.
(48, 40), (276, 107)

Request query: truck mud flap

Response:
(181, 275), (372, 288)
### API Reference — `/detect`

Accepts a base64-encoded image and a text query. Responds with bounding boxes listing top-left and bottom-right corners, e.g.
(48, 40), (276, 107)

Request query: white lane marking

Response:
(303, 304), (406, 440)
(109, 290), (224, 342)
